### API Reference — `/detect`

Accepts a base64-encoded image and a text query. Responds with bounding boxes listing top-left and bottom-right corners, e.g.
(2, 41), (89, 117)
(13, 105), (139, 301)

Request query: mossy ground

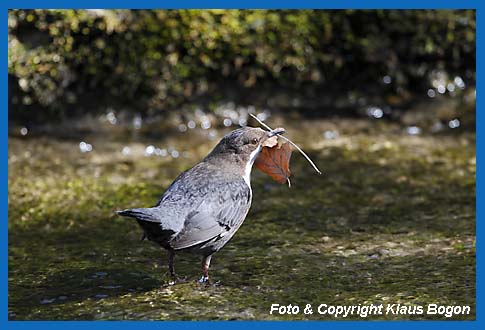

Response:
(8, 118), (475, 320)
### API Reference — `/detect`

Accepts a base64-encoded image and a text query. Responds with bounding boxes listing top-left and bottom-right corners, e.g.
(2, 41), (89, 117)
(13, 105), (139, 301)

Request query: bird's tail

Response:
(116, 207), (161, 223)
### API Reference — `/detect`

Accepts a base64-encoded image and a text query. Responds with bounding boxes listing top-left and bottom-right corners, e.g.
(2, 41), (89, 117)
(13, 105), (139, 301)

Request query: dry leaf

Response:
(249, 114), (322, 175)
(255, 142), (292, 185)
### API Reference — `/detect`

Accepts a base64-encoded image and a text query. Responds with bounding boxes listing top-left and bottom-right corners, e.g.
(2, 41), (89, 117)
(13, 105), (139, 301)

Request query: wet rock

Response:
(40, 298), (56, 304)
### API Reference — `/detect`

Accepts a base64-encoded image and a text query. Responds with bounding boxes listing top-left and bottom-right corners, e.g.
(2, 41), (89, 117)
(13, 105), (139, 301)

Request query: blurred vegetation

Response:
(8, 10), (475, 124)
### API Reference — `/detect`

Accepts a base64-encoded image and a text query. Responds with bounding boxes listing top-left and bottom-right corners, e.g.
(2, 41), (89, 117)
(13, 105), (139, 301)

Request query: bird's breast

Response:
(243, 146), (262, 188)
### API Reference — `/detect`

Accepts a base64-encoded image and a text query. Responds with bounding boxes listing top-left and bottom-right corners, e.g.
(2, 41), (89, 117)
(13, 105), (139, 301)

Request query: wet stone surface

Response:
(8, 118), (475, 320)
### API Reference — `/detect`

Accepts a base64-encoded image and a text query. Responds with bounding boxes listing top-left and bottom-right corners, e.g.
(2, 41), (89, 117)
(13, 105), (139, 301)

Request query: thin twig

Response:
(249, 113), (322, 175)
(250, 114), (273, 131)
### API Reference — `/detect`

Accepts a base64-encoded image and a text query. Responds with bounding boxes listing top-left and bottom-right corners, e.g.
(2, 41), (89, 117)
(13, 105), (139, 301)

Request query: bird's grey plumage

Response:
(117, 127), (281, 282)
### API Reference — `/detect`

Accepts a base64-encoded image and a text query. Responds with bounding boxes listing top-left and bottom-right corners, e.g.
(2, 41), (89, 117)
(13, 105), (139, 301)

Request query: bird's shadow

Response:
(9, 265), (165, 312)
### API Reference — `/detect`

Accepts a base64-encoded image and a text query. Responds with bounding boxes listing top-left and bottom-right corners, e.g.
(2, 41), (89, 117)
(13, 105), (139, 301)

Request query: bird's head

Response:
(205, 126), (285, 173)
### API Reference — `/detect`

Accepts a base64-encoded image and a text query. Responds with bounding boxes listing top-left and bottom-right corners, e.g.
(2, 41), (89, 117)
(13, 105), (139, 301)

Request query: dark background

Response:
(8, 10), (475, 128)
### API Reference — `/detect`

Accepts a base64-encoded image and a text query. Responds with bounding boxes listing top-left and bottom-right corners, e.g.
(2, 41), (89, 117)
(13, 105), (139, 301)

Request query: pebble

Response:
(40, 298), (56, 304)
(94, 272), (108, 277)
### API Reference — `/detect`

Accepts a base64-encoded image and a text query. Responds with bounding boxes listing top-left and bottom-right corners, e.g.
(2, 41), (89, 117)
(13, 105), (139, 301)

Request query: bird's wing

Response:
(170, 177), (251, 250)
(211, 178), (252, 228)
(170, 210), (225, 250)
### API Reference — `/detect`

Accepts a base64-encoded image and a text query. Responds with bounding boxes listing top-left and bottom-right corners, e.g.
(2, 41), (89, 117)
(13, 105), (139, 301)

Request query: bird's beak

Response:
(262, 128), (285, 148)
(267, 127), (285, 137)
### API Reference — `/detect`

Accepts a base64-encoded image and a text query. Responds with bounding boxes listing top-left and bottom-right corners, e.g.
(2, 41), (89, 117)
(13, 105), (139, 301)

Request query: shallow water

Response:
(8, 117), (475, 320)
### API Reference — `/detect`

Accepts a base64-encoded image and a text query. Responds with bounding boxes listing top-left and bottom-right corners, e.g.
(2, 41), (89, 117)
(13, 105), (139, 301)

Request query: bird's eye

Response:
(251, 138), (259, 145)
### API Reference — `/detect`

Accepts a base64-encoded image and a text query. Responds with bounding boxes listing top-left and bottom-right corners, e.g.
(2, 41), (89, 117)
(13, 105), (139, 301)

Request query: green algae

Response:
(8, 119), (475, 320)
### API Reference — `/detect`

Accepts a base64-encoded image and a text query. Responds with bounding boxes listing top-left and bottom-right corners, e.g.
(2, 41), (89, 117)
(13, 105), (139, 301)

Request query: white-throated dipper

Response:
(117, 126), (285, 284)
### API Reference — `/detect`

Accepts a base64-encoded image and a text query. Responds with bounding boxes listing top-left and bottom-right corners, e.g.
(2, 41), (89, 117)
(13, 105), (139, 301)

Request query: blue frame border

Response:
(1, 1), (480, 10)
(2, 1), (480, 329)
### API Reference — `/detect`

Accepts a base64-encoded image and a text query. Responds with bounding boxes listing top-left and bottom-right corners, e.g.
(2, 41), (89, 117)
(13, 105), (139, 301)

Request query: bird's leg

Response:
(198, 255), (212, 284)
(166, 251), (187, 285)
(167, 250), (177, 284)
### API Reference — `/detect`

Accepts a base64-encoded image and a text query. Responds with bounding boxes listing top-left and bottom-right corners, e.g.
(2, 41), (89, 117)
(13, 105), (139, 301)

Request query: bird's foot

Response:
(198, 275), (210, 284)
(197, 276), (221, 287)
(167, 275), (188, 286)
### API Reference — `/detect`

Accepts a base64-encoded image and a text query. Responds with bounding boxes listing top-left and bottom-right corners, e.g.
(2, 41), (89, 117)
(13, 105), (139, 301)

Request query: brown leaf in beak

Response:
(262, 136), (278, 148)
(255, 142), (292, 185)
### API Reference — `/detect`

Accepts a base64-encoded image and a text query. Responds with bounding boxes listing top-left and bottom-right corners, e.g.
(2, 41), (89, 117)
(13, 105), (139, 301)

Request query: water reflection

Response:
(187, 120), (196, 129)
(323, 130), (340, 140)
(449, 119), (461, 129)
(144, 145), (182, 158)
(133, 115), (142, 130)
(427, 89), (436, 98)
(406, 126), (422, 136)
(122, 146), (131, 155)
(429, 71), (467, 99)
(79, 141), (93, 153)
(178, 124), (188, 132)
(145, 145), (155, 156)
(454, 76), (466, 89)
(447, 83), (456, 93)
(366, 106), (384, 119)
(158, 148), (168, 157)
(214, 102), (271, 129)
(223, 118), (232, 127)
(200, 117), (211, 130)
(106, 111), (117, 125)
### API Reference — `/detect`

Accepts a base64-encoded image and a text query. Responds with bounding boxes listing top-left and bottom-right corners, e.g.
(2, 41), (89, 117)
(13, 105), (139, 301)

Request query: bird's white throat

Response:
(243, 145), (261, 187)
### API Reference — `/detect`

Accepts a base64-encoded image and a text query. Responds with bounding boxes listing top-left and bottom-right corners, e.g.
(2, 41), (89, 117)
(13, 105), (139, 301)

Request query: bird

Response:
(117, 126), (285, 284)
